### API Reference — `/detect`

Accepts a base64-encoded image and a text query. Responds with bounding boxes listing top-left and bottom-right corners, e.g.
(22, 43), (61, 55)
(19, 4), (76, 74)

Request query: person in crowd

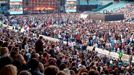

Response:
(28, 59), (44, 75)
(10, 47), (26, 71)
(0, 64), (17, 75)
(35, 36), (44, 54)
(0, 47), (9, 57)
(56, 71), (66, 75)
(0, 47), (13, 69)
(19, 70), (31, 75)
(44, 65), (59, 75)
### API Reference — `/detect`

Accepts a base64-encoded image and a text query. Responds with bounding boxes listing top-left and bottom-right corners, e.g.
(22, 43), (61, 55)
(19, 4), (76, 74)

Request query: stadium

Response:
(0, 0), (134, 75)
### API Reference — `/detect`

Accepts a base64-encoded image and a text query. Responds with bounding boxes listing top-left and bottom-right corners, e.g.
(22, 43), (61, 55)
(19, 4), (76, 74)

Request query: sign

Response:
(9, 0), (23, 14)
(65, 0), (77, 12)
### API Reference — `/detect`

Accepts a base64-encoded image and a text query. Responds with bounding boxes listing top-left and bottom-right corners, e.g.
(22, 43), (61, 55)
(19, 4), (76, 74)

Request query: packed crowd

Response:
(0, 3), (134, 75)
(0, 25), (134, 75)
(1, 13), (134, 54)
(116, 3), (134, 21)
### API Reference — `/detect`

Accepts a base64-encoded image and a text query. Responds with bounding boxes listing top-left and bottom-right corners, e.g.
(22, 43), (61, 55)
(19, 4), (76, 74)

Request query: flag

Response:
(118, 51), (123, 59)
(0, 22), (3, 28)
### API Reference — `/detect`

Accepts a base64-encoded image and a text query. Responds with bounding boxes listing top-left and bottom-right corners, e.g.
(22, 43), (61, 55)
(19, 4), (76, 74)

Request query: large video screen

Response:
(10, 0), (23, 14)
(65, 0), (77, 12)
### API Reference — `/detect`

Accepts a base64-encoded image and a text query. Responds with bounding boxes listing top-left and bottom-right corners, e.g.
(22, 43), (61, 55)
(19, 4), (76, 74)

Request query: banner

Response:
(65, 0), (77, 12)
(9, 0), (23, 14)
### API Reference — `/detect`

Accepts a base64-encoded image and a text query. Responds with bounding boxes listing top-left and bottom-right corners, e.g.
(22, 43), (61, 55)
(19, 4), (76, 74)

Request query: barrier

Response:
(88, 12), (124, 21)
(95, 48), (110, 56)
(0, 21), (134, 63)
(109, 52), (119, 59)
(121, 54), (130, 62)
(86, 46), (94, 51)
(40, 35), (60, 42)
(132, 56), (134, 63)
(39, 35), (134, 63)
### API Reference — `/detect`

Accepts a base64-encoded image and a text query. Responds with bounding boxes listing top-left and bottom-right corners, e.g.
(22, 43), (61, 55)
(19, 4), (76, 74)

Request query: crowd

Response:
(0, 3), (134, 75)
(0, 26), (134, 75)
(116, 3), (134, 21)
